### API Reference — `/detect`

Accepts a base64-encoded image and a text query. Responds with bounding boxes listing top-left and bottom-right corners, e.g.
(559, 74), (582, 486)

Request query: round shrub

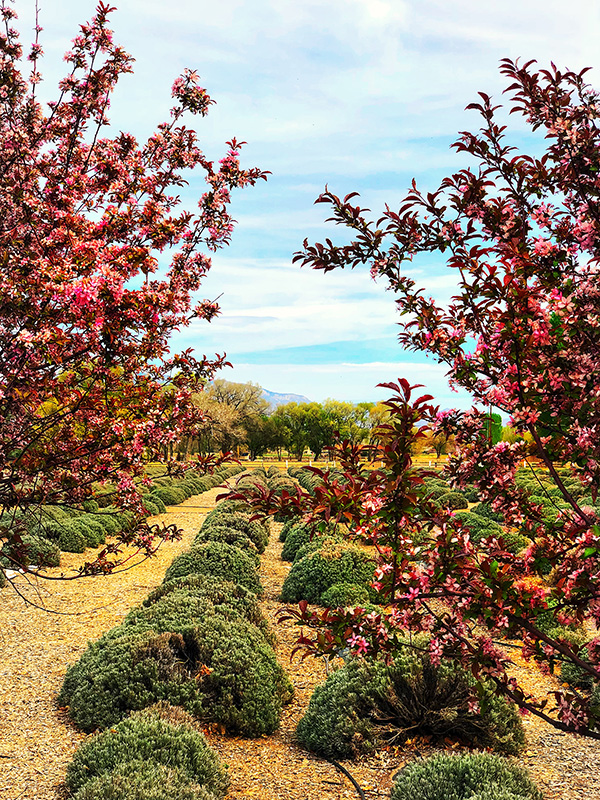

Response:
(75, 518), (106, 547)
(560, 637), (596, 689)
(471, 502), (504, 523)
(201, 510), (268, 552)
(1, 534), (61, 568)
(163, 542), (262, 595)
(296, 647), (525, 758)
(58, 525), (86, 553)
(21, 535), (61, 566)
(452, 512), (527, 553)
(452, 511), (503, 540)
(281, 540), (376, 605)
(65, 705), (228, 795)
(320, 582), (371, 607)
(281, 522), (314, 561)
(58, 609), (293, 735)
(279, 516), (302, 542)
(390, 752), (542, 800)
(151, 486), (188, 506)
(72, 761), (217, 800)
(83, 499), (100, 513)
(89, 513), (122, 536)
(142, 575), (273, 642)
(437, 491), (469, 510)
(462, 485), (480, 503)
(142, 496), (161, 516)
(193, 525), (259, 565)
(424, 483), (452, 500)
(145, 493), (167, 514)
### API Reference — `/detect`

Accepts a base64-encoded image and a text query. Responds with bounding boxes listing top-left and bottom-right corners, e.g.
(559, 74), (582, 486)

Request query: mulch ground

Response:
(0, 489), (599, 799)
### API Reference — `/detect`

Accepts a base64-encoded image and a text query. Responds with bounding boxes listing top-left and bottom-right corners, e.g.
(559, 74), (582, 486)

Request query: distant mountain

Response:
(261, 388), (310, 409)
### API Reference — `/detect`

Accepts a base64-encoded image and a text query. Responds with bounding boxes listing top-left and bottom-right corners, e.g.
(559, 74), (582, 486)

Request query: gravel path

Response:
(0, 491), (599, 799)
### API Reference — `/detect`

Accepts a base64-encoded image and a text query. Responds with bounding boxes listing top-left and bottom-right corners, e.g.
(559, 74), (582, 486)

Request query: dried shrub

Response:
(296, 646), (525, 758)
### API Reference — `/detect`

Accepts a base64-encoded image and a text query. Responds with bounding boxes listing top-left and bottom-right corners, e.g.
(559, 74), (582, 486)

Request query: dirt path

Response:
(0, 491), (219, 800)
(1, 493), (599, 800)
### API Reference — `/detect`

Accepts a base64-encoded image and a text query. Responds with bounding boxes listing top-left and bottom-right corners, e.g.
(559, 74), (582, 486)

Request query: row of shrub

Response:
(279, 519), (378, 606)
(0, 465), (244, 578)
(58, 483), (293, 738)
(269, 490), (541, 797)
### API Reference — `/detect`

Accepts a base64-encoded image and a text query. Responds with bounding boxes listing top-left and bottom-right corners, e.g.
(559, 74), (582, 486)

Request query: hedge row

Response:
(58, 486), (293, 737)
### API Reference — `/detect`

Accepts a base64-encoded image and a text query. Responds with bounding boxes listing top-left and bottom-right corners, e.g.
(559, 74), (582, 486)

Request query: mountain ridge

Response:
(261, 388), (310, 409)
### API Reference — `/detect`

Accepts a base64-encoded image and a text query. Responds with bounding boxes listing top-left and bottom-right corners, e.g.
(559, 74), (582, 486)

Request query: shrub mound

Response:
(281, 521), (318, 561)
(193, 525), (260, 564)
(296, 647), (525, 758)
(281, 540), (376, 605)
(142, 575), (273, 642)
(58, 608), (292, 735)
(66, 705), (228, 795)
(72, 761), (217, 800)
(0, 534), (60, 568)
(163, 541), (263, 596)
(201, 510), (269, 552)
(437, 491), (469, 510)
(279, 516), (302, 542)
(319, 582), (371, 607)
(390, 752), (542, 800)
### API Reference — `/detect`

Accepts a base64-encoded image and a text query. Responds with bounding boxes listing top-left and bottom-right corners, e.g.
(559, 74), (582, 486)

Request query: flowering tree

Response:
(0, 1), (267, 575)
(236, 61), (600, 737)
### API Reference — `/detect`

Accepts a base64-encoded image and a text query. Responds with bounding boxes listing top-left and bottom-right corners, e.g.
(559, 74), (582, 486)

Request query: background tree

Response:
(195, 380), (269, 454)
(0, 2), (266, 575)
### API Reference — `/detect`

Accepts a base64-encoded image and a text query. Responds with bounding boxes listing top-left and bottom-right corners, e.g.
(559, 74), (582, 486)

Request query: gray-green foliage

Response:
(281, 540), (376, 605)
(470, 502), (504, 523)
(193, 525), (260, 565)
(296, 647), (525, 759)
(281, 522), (314, 561)
(145, 494), (167, 514)
(451, 512), (528, 554)
(437, 491), (469, 510)
(201, 510), (269, 552)
(279, 516), (302, 542)
(58, 605), (292, 735)
(163, 541), (262, 595)
(66, 705), (228, 795)
(148, 486), (188, 506)
(0, 534), (60, 568)
(142, 575), (273, 643)
(72, 762), (217, 800)
(390, 752), (542, 800)
(319, 582), (371, 607)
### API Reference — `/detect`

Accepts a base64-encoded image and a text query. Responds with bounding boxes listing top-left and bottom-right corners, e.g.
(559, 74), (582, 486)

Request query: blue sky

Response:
(13, 0), (600, 406)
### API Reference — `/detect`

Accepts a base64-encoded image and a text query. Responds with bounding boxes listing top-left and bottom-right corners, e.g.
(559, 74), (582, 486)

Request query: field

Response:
(1, 476), (599, 800)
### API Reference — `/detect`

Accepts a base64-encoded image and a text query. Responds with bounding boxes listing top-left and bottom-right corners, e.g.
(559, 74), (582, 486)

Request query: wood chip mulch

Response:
(0, 492), (599, 800)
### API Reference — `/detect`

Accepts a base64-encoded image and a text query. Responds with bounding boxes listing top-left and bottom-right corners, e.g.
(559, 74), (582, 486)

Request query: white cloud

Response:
(12, 0), (600, 405)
